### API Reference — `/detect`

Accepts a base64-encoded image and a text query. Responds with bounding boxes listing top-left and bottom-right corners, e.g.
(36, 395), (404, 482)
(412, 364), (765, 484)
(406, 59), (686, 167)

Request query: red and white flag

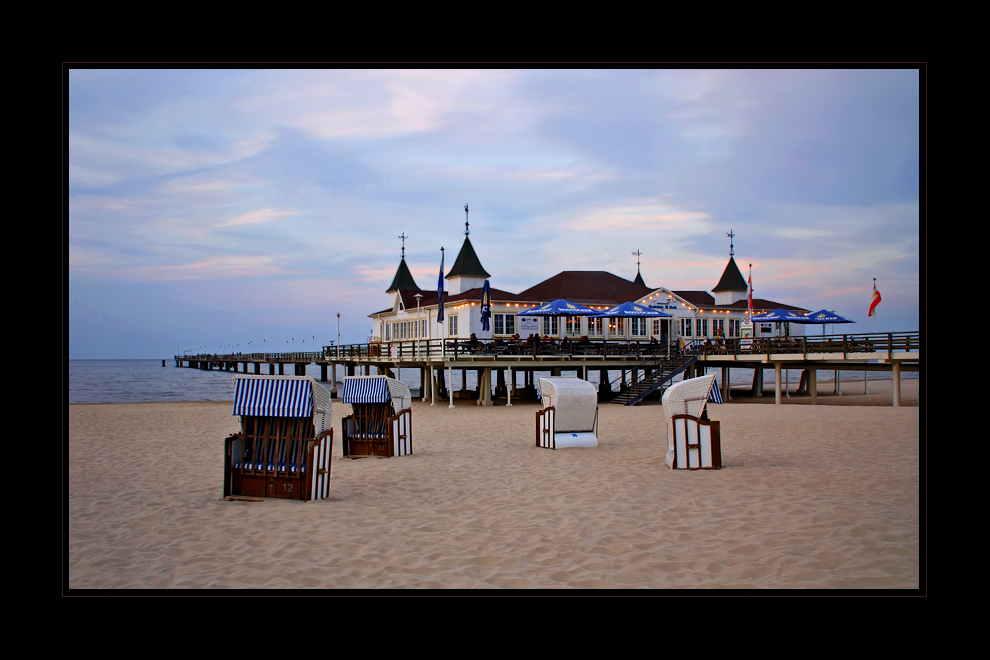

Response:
(868, 279), (881, 317)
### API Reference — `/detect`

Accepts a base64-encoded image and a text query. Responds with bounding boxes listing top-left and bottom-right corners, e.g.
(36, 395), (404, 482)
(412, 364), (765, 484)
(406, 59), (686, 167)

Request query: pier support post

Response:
(448, 366), (455, 408)
(320, 364), (327, 381)
(507, 367), (513, 407)
(478, 368), (493, 406)
(722, 366), (731, 402)
(551, 367), (561, 377)
(774, 362), (782, 405)
(599, 369), (612, 396)
(495, 368), (506, 398)
(268, 363), (275, 375)
(753, 365), (763, 398)
(809, 369), (818, 405)
(892, 361), (901, 407)
(330, 364), (337, 397)
(278, 363), (284, 375)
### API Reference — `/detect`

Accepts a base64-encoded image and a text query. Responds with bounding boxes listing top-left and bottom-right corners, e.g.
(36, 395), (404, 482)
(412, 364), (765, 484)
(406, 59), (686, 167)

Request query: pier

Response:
(175, 331), (920, 407)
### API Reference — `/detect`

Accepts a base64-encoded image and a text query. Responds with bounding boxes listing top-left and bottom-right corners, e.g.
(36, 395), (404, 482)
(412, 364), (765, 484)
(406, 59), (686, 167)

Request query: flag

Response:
(868, 280), (881, 317)
(480, 280), (491, 332)
(436, 248), (445, 324)
(747, 265), (753, 316)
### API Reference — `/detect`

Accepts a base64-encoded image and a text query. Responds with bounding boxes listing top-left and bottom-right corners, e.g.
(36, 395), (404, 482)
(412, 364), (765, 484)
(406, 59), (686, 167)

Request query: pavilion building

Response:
(370, 226), (809, 345)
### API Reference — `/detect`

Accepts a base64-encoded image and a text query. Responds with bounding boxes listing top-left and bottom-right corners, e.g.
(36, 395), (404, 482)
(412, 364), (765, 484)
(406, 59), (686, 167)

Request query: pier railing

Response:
(695, 331), (920, 359)
(176, 331), (919, 365)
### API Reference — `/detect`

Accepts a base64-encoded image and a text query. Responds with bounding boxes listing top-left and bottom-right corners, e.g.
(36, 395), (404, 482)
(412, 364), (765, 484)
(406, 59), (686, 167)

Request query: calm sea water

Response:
(68, 360), (915, 404)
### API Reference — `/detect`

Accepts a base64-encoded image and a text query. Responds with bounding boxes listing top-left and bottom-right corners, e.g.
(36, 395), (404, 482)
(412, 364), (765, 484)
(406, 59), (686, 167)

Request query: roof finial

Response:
(464, 203), (470, 236)
(398, 232), (408, 259)
(726, 230), (735, 257)
(631, 249), (642, 274)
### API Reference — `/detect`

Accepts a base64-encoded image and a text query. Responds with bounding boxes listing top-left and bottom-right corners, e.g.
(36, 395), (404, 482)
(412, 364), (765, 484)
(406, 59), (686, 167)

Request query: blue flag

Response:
(480, 280), (491, 332)
(436, 248), (445, 324)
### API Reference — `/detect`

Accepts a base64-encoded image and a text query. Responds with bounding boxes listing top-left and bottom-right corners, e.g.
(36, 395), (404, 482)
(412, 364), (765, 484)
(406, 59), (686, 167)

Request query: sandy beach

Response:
(68, 380), (920, 589)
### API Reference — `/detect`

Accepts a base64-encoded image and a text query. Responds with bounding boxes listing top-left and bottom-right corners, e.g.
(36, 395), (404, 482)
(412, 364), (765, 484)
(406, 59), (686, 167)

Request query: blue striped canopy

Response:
(341, 377), (391, 404)
(708, 378), (723, 404)
(233, 377), (314, 417)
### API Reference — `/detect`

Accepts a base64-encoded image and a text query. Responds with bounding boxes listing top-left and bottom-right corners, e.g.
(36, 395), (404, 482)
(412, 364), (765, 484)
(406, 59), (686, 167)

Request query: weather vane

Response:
(464, 203), (470, 236)
(398, 232), (408, 259)
(726, 230), (735, 257)
(632, 249), (642, 274)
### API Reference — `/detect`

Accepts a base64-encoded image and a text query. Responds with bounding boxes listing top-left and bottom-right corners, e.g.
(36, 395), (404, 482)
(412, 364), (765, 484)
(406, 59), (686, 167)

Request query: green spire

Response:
(445, 236), (491, 279)
(387, 258), (421, 292)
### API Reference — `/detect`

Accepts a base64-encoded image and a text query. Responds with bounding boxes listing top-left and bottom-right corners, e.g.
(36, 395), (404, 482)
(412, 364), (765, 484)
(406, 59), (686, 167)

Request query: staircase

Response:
(608, 352), (698, 406)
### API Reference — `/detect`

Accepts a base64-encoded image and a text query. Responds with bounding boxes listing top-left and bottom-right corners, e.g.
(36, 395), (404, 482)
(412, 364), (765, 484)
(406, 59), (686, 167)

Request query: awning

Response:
(342, 376), (392, 404)
(232, 376), (315, 418)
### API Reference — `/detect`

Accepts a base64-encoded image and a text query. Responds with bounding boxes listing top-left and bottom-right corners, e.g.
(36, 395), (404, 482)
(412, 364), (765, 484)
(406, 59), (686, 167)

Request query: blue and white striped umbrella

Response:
(233, 377), (314, 417)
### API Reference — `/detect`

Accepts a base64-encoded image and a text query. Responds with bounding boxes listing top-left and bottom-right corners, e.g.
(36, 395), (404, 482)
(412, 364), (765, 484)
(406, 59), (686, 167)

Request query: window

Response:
(449, 315), (458, 337)
(631, 318), (647, 336)
(421, 319), (427, 338)
(385, 323), (391, 341)
(729, 319), (740, 338)
(712, 318), (724, 337)
(681, 318), (692, 337)
(652, 319), (661, 336)
(566, 315), (582, 336)
(543, 316), (558, 336)
(696, 318), (708, 337)
(609, 318), (624, 335)
(494, 313), (515, 336)
(588, 317), (603, 337)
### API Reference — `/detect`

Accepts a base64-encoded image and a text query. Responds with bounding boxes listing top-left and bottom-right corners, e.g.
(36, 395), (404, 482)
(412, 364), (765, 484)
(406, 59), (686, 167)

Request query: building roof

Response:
(633, 271), (646, 287)
(445, 236), (491, 279)
(386, 258), (421, 293)
(712, 257), (748, 293)
(516, 271), (651, 306)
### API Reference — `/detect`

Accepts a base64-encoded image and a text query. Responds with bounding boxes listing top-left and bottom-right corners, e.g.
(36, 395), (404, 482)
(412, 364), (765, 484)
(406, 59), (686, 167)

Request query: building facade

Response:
(370, 233), (809, 344)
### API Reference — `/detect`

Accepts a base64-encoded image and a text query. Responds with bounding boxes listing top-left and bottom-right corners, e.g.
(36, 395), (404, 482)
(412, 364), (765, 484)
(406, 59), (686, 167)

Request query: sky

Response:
(67, 68), (922, 358)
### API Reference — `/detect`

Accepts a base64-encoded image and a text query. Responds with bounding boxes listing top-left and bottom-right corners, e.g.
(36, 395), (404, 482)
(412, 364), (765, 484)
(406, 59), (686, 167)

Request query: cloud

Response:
(218, 208), (299, 227)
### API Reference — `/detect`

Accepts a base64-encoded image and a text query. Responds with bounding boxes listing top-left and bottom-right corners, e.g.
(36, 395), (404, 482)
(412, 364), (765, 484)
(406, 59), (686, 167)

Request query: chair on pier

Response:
(224, 375), (333, 501)
(536, 377), (599, 449)
(341, 376), (413, 458)
(661, 374), (722, 470)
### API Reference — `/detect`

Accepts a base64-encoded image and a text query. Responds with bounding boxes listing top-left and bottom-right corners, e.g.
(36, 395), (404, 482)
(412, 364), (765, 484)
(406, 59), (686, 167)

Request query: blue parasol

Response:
(799, 309), (854, 337)
(750, 308), (808, 322)
(590, 301), (672, 317)
(517, 299), (600, 316)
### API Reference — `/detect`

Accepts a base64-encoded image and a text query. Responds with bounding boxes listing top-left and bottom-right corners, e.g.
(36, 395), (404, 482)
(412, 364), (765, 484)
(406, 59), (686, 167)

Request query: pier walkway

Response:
(175, 331), (920, 407)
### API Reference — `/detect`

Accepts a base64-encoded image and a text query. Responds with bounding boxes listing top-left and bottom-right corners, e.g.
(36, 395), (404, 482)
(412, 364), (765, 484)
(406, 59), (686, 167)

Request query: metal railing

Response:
(176, 331), (919, 365)
(695, 331), (920, 359)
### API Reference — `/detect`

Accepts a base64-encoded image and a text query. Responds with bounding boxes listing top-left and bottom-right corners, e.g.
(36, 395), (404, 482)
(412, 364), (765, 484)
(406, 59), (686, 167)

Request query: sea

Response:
(68, 359), (917, 405)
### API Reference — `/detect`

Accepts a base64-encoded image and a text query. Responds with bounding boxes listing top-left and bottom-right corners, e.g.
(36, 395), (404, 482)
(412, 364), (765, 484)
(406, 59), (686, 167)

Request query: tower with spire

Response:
(386, 232), (421, 309)
(712, 230), (748, 306)
(444, 203), (491, 295)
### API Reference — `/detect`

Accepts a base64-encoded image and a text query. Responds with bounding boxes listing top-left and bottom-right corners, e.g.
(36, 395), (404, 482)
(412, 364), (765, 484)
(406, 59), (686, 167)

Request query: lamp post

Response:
(337, 313), (341, 355)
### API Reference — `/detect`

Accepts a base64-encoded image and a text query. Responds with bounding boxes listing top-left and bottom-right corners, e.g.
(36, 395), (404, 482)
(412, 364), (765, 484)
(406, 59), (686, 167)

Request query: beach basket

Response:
(661, 374), (722, 470)
(341, 376), (413, 457)
(536, 377), (599, 449)
(224, 375), (333, 501)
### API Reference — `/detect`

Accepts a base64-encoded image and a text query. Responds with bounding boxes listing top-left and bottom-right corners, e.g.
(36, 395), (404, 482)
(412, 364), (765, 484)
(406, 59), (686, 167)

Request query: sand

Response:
(67, 380), (921, 589)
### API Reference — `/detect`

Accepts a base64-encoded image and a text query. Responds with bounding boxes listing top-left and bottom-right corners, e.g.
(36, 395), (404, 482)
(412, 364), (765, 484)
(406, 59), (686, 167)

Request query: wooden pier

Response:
(175, 331), (920, 407)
